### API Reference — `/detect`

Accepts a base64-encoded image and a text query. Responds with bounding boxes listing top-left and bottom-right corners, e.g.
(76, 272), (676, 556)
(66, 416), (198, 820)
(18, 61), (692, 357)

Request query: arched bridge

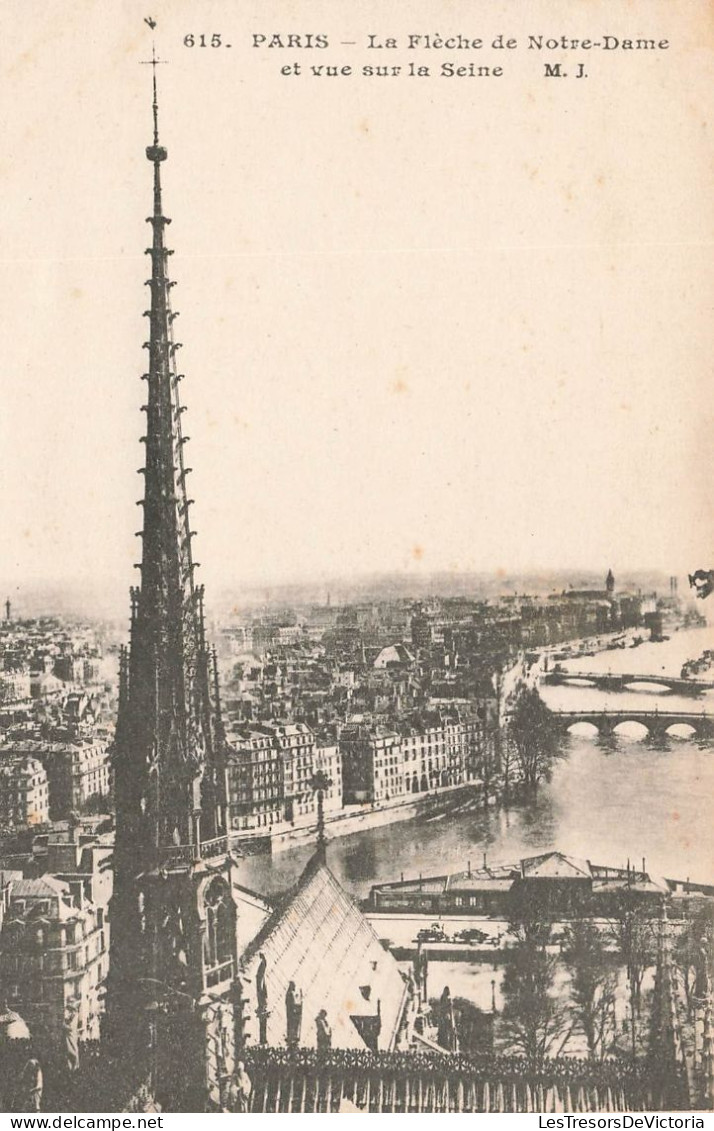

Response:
(554, 708), (714, 740)
(544, 670), (714, 696)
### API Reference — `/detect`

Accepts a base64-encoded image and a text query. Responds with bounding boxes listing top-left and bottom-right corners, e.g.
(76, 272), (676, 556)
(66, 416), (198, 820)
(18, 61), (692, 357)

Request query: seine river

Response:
(236, 624), (714, 901)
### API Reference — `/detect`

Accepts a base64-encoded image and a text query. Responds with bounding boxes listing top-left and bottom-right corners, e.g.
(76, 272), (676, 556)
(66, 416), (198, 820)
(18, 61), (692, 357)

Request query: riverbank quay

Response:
(231, 780), (487, 855)
(235, 625), (714, 889)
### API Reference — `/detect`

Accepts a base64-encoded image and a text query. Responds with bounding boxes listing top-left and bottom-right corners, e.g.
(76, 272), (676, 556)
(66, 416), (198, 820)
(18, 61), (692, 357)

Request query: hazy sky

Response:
(1, 0), (712, 613)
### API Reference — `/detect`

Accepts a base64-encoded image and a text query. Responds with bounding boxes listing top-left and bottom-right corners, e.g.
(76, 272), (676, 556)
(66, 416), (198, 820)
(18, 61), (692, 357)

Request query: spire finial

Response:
(151, 42), (159, 147)
(140, 24), (168, 163)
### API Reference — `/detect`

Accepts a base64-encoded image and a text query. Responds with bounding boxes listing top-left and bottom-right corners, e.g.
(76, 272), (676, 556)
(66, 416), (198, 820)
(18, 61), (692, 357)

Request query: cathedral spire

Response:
(104, 39), (239, 1106)
(111, 43), (227, 870)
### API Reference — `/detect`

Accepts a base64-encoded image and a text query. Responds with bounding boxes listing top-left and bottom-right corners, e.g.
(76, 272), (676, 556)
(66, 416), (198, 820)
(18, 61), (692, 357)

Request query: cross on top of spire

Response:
(140, 30), (168, 162)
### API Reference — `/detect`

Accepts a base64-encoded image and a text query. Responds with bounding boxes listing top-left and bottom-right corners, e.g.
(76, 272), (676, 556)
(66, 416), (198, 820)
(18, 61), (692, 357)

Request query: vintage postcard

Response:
(0, 0), (712, 1116)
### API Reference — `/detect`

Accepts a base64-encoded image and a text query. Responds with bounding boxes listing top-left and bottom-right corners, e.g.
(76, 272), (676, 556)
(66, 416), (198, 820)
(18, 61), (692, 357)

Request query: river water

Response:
(235, 625), (714, 901)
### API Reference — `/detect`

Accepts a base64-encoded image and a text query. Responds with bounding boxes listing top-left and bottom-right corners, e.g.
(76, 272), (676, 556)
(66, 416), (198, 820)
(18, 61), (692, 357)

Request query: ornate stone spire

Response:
(106, 49), (232, 1054)
(111, 47), (227, 867)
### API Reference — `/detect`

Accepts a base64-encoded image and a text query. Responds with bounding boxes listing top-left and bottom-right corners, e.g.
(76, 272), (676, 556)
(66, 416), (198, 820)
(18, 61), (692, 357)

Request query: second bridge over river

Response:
(544, 670), (714, 696)
(553, 708), (714, 740)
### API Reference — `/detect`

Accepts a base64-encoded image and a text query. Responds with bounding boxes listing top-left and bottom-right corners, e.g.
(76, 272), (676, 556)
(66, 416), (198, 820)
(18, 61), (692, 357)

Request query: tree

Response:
(500, 934), (571, 1067)
(562, 919), (618, 1059)
(671, 904), (714, 1018)
(506, 688), (565, 789)
(508, 894), (553, 950)
(82, 789), (113, 816)
(607, 890), (658, 1057)
(498, 726), (515, 801)
(608, 892), (657, 1015)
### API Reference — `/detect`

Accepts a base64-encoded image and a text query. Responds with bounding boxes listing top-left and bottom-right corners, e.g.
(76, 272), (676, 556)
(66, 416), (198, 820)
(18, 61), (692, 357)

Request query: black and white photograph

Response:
(0, 0), (712, 1116)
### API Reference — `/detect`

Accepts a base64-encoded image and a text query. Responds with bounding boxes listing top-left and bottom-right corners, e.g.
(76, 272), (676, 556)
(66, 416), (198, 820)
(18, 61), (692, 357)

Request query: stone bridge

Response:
(544, 671), (714, 696)
(554, 708), (714, 739)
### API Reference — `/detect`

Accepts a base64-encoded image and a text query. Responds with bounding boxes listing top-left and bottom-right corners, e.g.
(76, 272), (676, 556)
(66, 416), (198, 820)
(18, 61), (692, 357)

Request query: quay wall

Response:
(232, 782), (483, 856)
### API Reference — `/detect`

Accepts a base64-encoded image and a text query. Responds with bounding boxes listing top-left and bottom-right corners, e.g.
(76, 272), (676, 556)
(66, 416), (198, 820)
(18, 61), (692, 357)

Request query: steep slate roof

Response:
(521, 852), (592, 879)
(239, 855), (407, 1051)
(374, 643), (414, 667)
(593, 876), (669, 895)
(392, 878), (448, 895)
(7, 876), (79, 921)
(10, 876), (70, 900)
(448, 877), (514, 893)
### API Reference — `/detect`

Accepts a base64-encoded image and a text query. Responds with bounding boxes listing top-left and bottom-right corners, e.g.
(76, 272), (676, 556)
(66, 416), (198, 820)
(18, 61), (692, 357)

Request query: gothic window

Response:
(203, 877), (233, 987)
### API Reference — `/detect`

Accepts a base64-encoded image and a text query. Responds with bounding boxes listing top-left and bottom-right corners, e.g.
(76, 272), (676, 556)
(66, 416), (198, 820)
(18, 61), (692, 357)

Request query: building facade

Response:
(0, 755), (49, 830)
(225, 723), (343, 832)
(0, 875), (108, 1043)
(341, 726), (405, 805)
(0, 738), (110, 819)
(225, 726), (283, 832)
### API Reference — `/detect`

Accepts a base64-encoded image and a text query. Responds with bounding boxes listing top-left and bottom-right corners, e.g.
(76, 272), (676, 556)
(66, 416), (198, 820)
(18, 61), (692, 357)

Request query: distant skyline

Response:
(0, 566), (696, 622)
(1, 2), (711, 611)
